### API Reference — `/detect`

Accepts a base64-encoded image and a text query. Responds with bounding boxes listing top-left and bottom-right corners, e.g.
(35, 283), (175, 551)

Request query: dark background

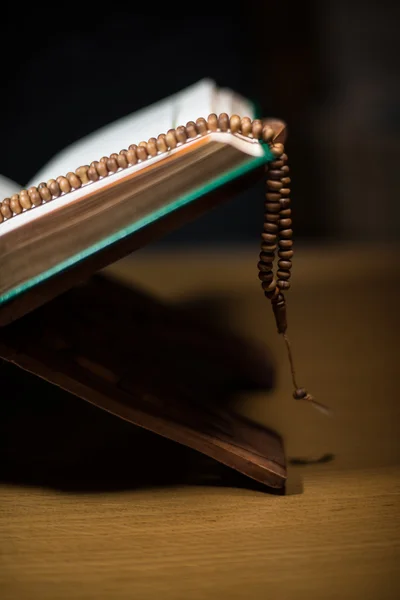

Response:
(1, 2), (399, 245)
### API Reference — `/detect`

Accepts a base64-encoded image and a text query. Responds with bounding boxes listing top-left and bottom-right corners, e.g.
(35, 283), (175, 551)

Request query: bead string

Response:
(0, 114), (280, 224)
(259, 155), (331, 416)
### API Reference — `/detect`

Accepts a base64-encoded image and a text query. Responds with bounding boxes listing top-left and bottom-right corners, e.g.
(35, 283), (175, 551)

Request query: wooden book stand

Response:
(0, 274), (286, 490)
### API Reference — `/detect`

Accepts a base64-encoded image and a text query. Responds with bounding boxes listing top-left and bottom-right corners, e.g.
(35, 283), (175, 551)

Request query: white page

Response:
(27, 79), (219, 187)
(0, 79), (255, 195)
(0, 175), (21, 199)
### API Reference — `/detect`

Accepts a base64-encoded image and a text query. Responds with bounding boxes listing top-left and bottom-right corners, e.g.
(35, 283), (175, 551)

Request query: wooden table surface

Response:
(1, 243), (399, 600)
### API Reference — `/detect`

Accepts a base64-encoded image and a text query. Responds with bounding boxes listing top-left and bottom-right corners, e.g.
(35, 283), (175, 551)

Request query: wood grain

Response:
(1, 243), (399, 600)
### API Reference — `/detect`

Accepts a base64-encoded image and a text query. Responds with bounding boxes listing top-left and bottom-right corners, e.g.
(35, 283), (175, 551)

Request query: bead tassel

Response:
(259, 145), (332, 416)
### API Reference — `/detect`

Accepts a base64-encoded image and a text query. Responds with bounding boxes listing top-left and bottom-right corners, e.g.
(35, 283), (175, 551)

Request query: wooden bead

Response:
(262, 125), (274, 143)
(260, 240), (277, 252)
(196, 117), (208, 135)
(136, 144), (148, 161)
(277, 270), (291, 280)
(229, 114), (241, 133)
(262, 278), (277, 292)
(106, 157), (118, 172)
(218, 113), (229, 131)
(56, 177), (71, 194)
(10, 194), (22, 214)
(278, 280), (291, 290)
(263, 242), (277, 254)
(28, 186), (42, 206)
(127, 146), (138, 165)
(267, 180), (283, 191)
(258, 271), (274, 283)
(281, 165), (290, 174)
(267, 169), (285, 179)
(258, 263), (274, 275)
(175, 126), (187, 144)
(0, 211), (3, 223)
(252, 119), (263, 139)
(271, 143), (284, 157)
(259, 275), (274, 286)
(279, 218), (292, 228)
(280, 198), (291, 210)
(76, 166), (89, 184)
(281, 153), (288, 162)
(38, 183), (52, 202)
(20, 190), (32, 208)
(117, 152), (128, 169)
(186, 121), (198, 138)
(66, 172), (82, 189)
(281, 177), (291, 185)
(207, 114), (218, 131)
(262, 232), (277, 243)
(1, 199), (12, 219)
(146, 138), (158, 157)
(259, 251), (275, 263)
(278, 260), (292, 270)
(88, 165), (99, 181)
(280, 228), (293, 239)
(278, 249), (294, 259)
(273, 292), (285, 305)
(48, 179), (61, 198)
(261, 243), (276, 254)
(266, 192), (281, 202)
(279, 239), (293, 249)
(269, 159), (284, 169)
(279, 208), (292, 218)
(263, 222), (278, 233)
(265, 202), (281, 213)
(280, 188), (290, 196)
(241, 117), (252, 136)
(156, 134), (168, 152)
(166, 129), (177, 149)
(265, 286), (280, 300)
(265, 212), (280, 222)
(94, 160), (108, 177)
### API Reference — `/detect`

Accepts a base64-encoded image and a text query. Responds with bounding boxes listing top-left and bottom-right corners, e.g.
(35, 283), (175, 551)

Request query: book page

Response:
(0, 80), (255, 193)
(0, 175), (21, 199)
(27, 79), (218, 187)
(213, 87), (254, 122)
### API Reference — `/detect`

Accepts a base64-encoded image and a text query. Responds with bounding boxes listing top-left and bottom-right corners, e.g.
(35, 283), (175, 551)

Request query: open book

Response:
(0, 79), (276, 323)
(0, 80), (289, 490)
